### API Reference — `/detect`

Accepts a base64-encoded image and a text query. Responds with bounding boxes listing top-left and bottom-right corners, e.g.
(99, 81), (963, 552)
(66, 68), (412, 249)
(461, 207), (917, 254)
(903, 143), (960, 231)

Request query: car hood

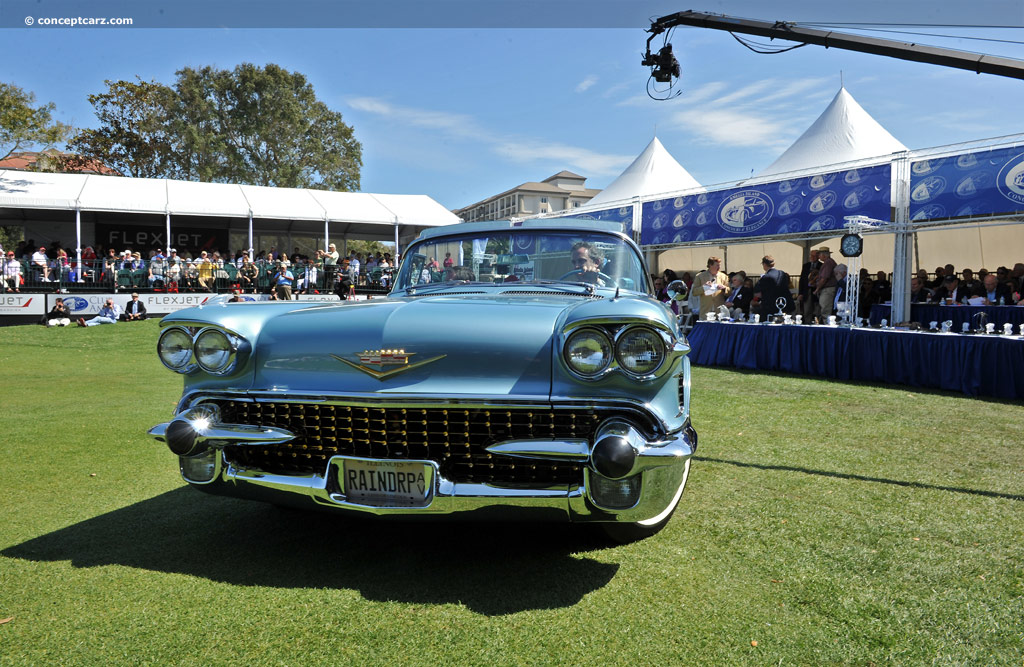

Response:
(252, 293), (589, 398)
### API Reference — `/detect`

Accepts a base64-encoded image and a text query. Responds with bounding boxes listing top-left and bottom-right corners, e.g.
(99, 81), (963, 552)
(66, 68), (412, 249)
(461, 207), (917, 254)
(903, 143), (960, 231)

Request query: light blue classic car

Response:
(149, 220), (696, 541)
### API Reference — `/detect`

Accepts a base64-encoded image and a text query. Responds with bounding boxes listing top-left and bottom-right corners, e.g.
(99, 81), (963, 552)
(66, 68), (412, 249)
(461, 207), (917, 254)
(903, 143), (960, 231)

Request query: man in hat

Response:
(31, 246), (51, 282)
(121, 293), (148, 321)
(813, 246), (838, 318)
(931, 274), (965, 304)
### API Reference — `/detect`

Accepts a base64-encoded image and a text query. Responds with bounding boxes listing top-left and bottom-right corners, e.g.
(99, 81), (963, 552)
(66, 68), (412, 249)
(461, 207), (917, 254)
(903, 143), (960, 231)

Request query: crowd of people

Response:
(654, 251), (1024, 322)
(0, 238), (396, 296)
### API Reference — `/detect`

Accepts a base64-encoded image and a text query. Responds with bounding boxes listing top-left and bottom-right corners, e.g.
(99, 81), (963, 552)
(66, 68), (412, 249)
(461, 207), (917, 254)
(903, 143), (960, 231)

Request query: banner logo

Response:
(955, 171), (992, 199)
(808, 191), (837, 214)
(911, 204), (946, 221)
(955, 153), (978, 169)
(910, 176), (946, 203)
(996, 152), (1024, 206)
(808, 173), (836, 191)
(717, 190), (773, 234)
(912, 159), (944, 176)
(671, 212), (690, 228)
(777, 195), (802, 217)
(776, 178), (802, 194)
(63, 297), (90, 312)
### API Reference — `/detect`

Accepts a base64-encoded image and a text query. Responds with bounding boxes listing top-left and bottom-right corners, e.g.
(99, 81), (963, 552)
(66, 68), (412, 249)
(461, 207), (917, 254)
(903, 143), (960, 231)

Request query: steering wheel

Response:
(558, 270), (617, 287)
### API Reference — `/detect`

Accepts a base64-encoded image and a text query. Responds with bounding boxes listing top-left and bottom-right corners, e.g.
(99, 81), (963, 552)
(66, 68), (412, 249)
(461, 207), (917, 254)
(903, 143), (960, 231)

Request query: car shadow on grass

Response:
(2, 487), (619, 616)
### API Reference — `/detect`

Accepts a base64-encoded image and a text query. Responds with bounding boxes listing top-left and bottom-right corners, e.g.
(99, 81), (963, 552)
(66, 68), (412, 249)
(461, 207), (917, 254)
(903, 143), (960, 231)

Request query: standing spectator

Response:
(443, 252), (454, 269)
(1010, 263), (1024, 294)
(797, 248), (821, 322)
(694, 256), (729, 318)
(44, 297), (72, 327)
(121, 293), (148, 321)
(78, 299), (121, 327)
(32, 246), (51, 282)
(814, 247), (838, 318)
(273, 261), (294, 300)
(196, 251), (215, 291)
(349, 252), (361, 286)
(3, 250), (22, 292)
(724, 271), (753, 318)
(754, 255), (793, 319)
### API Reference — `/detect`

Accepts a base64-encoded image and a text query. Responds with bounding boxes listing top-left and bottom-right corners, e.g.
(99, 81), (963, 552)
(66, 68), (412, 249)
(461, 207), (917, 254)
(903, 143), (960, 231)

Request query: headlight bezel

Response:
(158, 326), (197, 373)
(560, 320), (677, 382)
(157, 324), (248, 375)
(614, 326), (666, 377)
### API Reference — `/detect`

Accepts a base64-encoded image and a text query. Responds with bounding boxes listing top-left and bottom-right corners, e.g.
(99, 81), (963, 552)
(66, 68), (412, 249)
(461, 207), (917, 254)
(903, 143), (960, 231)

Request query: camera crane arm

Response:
(644, 10), (1024, 81)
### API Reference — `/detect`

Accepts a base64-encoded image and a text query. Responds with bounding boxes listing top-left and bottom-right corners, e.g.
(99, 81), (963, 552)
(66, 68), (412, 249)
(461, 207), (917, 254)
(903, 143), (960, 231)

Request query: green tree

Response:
(175, 63), (361, 190)
(65, 79), (177, 178)
(0, 82), (72, 161)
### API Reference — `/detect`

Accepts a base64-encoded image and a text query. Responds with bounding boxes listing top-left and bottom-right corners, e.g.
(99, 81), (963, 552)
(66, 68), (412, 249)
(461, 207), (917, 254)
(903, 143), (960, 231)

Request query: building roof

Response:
(542, 170), (586, 182)
(0, 149), (117, 175)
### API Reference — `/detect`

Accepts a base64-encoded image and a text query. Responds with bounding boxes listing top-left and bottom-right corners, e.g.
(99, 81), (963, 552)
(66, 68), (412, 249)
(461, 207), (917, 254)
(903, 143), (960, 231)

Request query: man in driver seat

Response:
(569, 241), (608, 286)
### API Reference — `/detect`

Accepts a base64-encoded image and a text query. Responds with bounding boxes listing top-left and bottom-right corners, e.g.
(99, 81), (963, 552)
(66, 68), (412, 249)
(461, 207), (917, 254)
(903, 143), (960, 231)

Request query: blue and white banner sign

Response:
(909, 145), (1024, 222)
(640, 164), (891, 245)
(546, 205), (634, 235)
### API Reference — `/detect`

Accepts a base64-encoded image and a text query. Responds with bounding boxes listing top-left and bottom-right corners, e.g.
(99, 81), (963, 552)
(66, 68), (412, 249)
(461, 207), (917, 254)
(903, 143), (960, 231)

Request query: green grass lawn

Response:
(1, 320), (1021, 664)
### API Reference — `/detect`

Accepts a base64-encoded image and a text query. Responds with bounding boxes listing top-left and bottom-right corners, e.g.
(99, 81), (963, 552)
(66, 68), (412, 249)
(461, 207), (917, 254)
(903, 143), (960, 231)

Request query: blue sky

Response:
(2, 1), (1022, 210)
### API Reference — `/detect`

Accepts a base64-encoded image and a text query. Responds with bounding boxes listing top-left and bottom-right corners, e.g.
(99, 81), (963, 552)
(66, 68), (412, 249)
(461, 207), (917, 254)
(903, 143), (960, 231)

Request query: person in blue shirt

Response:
(78, 298), (122, 327)
(273, 261), (295, 300)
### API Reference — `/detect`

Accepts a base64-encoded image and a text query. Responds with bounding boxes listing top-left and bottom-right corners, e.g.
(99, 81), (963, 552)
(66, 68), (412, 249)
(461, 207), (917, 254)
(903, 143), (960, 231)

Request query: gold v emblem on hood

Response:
(331, 349), (446, 380)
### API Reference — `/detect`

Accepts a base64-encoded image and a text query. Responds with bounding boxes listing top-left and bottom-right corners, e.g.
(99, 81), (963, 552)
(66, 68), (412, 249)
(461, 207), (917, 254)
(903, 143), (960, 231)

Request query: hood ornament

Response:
(331, 349), (446, 380)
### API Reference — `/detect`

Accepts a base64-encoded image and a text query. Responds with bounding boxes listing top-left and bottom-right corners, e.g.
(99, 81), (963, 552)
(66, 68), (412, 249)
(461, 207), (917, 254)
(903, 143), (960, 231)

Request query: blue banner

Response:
(545, 205), (634, 235)
(909, 145), (1024, 222)
(640, 164), (891, 245)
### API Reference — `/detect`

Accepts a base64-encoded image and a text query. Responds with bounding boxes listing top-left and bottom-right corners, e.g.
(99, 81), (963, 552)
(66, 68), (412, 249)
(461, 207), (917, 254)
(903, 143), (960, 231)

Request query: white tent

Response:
(587, 137), (703, 207)
(757, 87), (907, 177)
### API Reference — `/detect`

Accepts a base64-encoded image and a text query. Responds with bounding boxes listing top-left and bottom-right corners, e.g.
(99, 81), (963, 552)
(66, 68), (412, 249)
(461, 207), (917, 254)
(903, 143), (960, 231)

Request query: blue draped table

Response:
(869, 303), (1024, 330)
(686, 320), (1024, 399)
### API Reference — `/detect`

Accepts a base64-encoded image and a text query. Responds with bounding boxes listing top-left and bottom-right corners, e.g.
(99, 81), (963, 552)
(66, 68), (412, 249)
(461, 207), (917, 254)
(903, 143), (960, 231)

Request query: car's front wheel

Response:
(599, 459), (690, 544)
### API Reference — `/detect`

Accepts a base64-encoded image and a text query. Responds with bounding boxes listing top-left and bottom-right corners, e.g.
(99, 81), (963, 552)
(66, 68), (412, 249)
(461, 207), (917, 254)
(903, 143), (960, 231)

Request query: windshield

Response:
(393, 229), (649, 293)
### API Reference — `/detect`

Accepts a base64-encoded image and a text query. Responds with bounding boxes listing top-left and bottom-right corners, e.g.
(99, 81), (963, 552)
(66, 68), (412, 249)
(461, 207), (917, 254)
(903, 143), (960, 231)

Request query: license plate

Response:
(341, 459), (431, 507)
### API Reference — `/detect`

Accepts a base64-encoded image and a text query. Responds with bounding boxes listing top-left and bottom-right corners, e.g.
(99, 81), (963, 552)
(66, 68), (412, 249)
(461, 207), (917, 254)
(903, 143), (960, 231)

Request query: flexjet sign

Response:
(0, 295), (44, 316)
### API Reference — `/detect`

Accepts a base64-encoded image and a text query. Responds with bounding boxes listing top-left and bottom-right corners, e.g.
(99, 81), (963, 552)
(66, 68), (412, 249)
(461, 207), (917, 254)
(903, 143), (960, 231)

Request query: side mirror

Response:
(666, 280), (688, 301)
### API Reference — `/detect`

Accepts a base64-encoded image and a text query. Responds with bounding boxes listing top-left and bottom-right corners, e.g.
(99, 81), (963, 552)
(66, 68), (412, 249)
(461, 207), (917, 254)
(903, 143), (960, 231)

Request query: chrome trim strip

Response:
(485, 438), (590, 461)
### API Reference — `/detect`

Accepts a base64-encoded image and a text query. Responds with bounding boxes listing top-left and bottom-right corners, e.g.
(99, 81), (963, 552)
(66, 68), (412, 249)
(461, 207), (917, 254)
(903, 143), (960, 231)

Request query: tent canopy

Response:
(0, 170), (459, 231)
(586, 137), (703, 207)
(757, 87), (907, 178)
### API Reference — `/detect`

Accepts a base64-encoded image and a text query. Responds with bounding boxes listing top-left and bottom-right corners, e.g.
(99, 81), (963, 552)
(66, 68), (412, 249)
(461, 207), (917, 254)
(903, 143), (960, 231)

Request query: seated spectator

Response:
(724, 271), (753, 318)
(148, 253), (166, 288)
(973, 273), (1014, 305)
(121, 293), (148, 321)
(926, 266), (945, 290)
(196, 251), (214, 291)
(78, 299), (121, 327)
(960, 268), (980, 294)
(833, 264), (850, 315)
(2, 251), (21, 292)
(931, 274), (965, 304)
(239, 255), (258, 293)
(909, 277), (933, 303)
(296, 258), (319, 294)
(1011, 263), (1024, 293)
(870, 270), (891, 303)
(44, 297), (71, 327)
(32, 246), (51, 282)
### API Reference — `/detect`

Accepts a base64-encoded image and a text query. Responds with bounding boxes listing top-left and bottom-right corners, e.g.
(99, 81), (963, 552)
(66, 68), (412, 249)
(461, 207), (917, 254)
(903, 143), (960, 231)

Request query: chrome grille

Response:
(214, 401), (621, 485)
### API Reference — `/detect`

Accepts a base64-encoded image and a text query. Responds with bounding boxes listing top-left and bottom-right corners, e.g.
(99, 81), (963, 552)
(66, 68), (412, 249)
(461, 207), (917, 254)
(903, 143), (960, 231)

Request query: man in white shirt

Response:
(31, 246), (51, 282)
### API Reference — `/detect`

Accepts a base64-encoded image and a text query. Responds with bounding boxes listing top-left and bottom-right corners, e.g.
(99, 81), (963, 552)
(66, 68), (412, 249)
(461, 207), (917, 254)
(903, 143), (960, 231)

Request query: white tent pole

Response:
(248, 211), (254, 256)
(324, 216), (329, 252)
(165, 211), (171, 254)
(890, 152), (912, 323)
(394, 221), (399, 258)
(75, 207), (82, 283)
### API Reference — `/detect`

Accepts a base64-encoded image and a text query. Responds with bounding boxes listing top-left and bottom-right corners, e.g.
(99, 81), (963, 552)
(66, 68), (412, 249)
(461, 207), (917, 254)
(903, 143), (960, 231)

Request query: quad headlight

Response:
(157, 326), (246, 375)
(194, 328), (235, 373)
(158, 328), (194, 371)
(615, 327), (665, 376)
(564, 328), (612, 377)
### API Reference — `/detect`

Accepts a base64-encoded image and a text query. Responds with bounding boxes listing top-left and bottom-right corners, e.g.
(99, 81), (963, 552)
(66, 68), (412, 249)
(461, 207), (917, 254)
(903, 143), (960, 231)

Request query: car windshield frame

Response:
(391, 229), (651, 295)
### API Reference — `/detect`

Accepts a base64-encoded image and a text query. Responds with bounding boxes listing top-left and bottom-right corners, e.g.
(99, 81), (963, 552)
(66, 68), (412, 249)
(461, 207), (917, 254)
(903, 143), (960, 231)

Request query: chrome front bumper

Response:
(149, 406), (697, 524)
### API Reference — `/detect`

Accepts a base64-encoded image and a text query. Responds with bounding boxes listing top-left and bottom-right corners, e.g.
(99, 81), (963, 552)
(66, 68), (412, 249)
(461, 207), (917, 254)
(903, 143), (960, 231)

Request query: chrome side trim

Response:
(485, 438), (590, 461)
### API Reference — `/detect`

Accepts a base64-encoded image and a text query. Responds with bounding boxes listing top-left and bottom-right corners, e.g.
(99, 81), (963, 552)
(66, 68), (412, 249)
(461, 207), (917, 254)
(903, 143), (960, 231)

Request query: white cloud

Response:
(673, 108), (794, 150)
(575, 75), (598, 93)
(348, 96), (632, 176)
